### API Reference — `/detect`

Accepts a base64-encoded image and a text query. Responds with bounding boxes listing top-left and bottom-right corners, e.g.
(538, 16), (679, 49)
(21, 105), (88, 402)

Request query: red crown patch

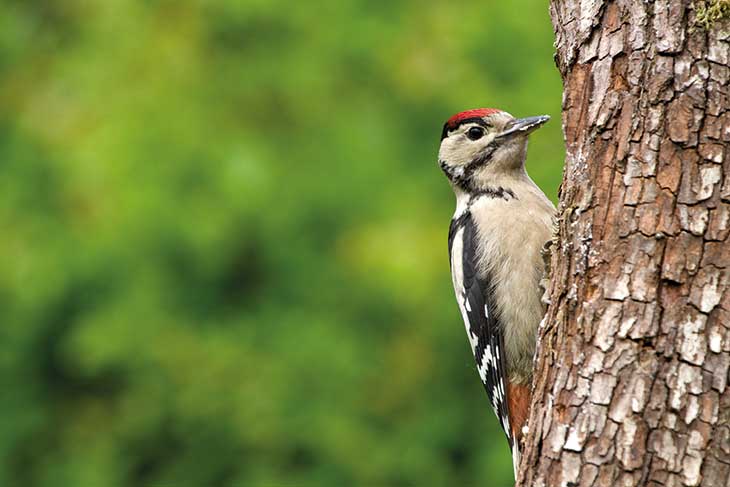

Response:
(445, 108), (503, 130)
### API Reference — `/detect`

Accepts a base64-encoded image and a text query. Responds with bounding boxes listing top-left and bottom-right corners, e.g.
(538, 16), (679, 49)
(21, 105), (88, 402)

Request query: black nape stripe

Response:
(472, 186), (516, 201)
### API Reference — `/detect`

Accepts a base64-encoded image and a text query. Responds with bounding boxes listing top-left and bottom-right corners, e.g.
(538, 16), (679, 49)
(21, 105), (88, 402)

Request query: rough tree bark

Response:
(518, 1), (730, 486)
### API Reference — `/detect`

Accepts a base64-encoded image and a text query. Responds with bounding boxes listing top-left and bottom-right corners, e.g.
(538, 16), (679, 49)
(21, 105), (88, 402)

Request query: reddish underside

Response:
(506, 382), (531, 444)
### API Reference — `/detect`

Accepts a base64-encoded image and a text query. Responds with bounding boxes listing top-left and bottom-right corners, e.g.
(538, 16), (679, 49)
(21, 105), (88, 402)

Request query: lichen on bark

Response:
(693, 0), (730, 31)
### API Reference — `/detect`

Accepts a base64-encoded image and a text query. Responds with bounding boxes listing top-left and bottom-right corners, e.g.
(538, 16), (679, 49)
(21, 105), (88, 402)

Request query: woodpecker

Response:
(439, 108), (555, 476)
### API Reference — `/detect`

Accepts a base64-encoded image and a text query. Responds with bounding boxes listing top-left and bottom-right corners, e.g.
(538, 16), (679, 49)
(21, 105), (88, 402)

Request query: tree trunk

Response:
(518, 1), (730, 486)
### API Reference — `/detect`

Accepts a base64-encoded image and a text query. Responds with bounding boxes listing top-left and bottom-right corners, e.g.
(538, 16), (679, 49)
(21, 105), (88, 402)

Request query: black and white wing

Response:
(448, 212), (513, 448)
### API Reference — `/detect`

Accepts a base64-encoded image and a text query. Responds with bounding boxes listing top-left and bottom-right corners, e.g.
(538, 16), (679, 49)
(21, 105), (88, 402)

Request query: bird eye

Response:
(467, 126), (485, 140)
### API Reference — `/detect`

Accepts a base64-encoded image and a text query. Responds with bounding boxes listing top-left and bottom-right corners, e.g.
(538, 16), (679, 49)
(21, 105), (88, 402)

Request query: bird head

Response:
(438, 108), (549, 192)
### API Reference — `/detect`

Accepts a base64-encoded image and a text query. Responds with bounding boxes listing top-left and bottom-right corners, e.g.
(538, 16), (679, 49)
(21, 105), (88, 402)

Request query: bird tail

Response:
(511, 442), (522, 479)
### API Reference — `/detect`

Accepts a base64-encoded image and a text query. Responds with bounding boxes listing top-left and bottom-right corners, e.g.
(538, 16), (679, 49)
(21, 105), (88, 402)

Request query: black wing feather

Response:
(450, 213), (513, 448)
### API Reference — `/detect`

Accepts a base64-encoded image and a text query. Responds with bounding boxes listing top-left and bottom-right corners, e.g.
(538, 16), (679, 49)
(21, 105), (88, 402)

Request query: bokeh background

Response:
(0, 1), (564, 486)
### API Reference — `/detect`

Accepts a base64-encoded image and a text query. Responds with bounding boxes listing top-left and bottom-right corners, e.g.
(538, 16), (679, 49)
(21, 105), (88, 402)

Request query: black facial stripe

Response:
(440, 156), (518, 201)
(469, 143), (497, 168)
(439, 141), (502, 193)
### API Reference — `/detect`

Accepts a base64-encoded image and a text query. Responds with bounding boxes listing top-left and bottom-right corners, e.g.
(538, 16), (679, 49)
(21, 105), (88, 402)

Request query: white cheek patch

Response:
(439, 126), (498, 169)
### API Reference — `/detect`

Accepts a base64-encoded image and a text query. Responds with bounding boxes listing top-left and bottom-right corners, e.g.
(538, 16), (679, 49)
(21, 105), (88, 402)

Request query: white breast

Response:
(468, 190), (553, 380)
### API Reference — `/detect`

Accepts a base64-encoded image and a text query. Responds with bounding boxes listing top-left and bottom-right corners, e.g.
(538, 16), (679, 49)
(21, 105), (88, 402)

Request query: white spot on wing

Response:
(451, 218), (512, 447)
(451, 228), (480, 356)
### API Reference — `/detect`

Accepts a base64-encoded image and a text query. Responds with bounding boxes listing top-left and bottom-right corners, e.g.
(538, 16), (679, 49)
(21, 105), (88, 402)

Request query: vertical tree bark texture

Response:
(518, 2), (730, 486)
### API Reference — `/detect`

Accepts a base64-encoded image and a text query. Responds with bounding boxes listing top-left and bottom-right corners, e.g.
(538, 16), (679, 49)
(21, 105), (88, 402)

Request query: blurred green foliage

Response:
(0, 0), (562, 485)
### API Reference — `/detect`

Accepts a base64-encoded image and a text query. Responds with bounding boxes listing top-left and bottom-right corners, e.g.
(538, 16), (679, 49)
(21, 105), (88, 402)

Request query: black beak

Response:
(496, 115), (550, 139)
